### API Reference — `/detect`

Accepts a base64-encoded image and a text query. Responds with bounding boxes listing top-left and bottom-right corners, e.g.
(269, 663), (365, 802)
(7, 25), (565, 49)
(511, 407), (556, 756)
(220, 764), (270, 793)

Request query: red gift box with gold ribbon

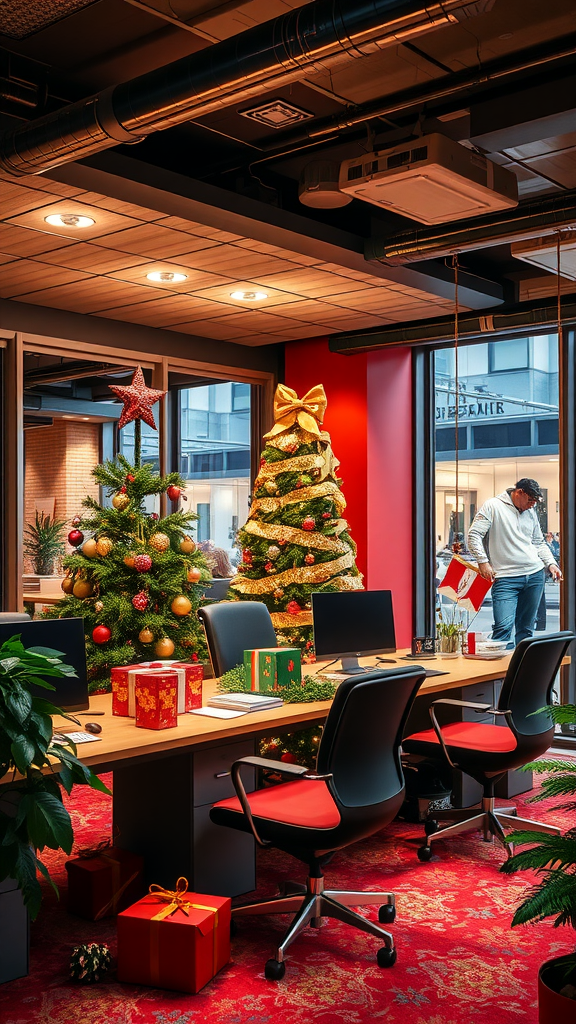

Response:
(111, 662), (203, 716)
(134, 670), (178, 730)
(117, 879), (231, 993)
(65, 845), (144, 921)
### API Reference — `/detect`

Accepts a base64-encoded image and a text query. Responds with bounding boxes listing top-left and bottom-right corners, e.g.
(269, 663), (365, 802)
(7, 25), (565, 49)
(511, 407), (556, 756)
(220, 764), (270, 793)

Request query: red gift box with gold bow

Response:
(117, 878), (231, 992)
(65, 845), (144, 920)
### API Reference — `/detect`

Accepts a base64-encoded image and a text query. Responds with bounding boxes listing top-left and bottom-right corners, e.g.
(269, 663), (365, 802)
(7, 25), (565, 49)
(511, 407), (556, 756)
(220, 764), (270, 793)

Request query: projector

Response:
(339, 133), (518, 225)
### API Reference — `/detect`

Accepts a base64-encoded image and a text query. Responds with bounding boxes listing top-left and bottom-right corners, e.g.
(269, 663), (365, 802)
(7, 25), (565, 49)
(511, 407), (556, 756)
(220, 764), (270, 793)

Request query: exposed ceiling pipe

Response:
(366, 190), (576, 265)
(329, 292), (576, 353)
(0, 0), (493, 177)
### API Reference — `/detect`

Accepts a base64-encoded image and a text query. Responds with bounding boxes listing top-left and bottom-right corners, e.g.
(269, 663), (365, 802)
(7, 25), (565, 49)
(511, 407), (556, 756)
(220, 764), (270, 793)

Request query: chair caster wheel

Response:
(265, 958), (286, 981)
(230, 918), (238, 938)
(417, 846), (433, 862)
(424, 820), (438, 836)
(377, 946), (397, 968)
(378, 904), (396, 924)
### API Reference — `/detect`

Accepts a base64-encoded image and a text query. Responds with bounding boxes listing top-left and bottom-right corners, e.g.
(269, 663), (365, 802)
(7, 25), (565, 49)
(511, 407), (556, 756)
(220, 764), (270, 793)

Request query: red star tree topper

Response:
(109, 366), (166, 430)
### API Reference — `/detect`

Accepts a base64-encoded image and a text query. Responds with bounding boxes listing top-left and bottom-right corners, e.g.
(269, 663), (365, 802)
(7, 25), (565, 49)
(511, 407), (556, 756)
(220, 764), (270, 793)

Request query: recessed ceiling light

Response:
(44, 213), (95, 228)
(230, 290), (268, 302)
(146, 270), (188, 283)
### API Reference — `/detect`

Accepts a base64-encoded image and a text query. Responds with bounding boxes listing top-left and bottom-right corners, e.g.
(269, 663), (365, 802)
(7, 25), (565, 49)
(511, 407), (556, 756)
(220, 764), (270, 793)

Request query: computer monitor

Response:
(0, 617), (89, 711)
(312, 590), (396, 674)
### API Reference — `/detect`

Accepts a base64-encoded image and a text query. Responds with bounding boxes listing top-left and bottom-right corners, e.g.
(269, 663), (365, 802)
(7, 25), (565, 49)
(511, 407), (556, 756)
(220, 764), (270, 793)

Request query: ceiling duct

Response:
(299, 160), (352, 209)
(0, 0), (494, 177)
(367, 190), (576, 265)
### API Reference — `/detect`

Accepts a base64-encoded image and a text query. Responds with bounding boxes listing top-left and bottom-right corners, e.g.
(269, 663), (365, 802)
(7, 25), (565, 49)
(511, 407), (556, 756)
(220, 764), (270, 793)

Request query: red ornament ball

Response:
(302, 516), (315, 531)
(264, 561), (274, 572)
(119, 484), (127, 494)
(304, 553), (315, 565)
(242, 549), (253, 564)
(167, 484), (181, 502)
(192, 653), (199, 662)
(134, 554), (152, 572)
(150, 513), (159, 521)
(126, 474), (135, 483)
(281, 752), (299, 764)
(286, 600), (301, 615)
(92, 625), (111, 644)
(68, 529), (84, 547)
(72, 515), (82, 526)
(132, 591), (149, 611)
(322, 512), (332, 519)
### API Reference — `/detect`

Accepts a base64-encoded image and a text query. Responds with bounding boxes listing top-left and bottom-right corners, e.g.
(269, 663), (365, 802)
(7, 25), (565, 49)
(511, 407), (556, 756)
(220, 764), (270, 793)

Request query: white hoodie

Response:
(467, 490), (556, 579)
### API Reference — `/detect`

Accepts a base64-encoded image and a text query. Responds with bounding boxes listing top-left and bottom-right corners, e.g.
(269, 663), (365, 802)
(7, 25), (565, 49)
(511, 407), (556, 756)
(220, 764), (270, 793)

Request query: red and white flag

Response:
(438, 555), (492, 612)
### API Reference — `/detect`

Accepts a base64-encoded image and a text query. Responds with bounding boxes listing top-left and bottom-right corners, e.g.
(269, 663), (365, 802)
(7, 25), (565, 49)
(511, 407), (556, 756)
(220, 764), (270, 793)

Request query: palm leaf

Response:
(510, 872), (576, 928)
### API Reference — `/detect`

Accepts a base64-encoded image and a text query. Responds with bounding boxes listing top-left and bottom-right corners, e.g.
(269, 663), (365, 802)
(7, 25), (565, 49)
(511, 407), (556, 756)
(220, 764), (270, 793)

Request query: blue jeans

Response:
(491, 570), (545, 647)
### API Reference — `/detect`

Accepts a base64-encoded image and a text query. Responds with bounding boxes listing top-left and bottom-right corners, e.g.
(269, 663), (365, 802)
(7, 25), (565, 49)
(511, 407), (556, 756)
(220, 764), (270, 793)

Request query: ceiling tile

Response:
(0, 223), (76, 257)
(14, 278), (175, 313)
(7, 200), (144, 241)
(252, 267), (373, 297)
(106, 262), (235, 291)
(95, 223), (222, 257)
(0, 181), (66, 218)
(158, 216), (244, 242)
(0, 259), (91, 298)
(37, 243), (149, 274)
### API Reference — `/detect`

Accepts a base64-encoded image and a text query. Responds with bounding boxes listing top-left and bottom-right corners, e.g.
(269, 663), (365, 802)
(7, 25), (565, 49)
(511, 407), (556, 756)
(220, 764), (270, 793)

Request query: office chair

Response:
(210, 666), (425, 979)
(198, 600), (277, 677)
(201, 578), (233, 603)
(402, 631), (575, 860)
(0, 613), (30, 622)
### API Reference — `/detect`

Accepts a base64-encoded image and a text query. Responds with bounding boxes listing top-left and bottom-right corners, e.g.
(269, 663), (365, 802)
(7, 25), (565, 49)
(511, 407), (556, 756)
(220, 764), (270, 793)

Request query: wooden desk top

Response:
(23, 593), (63, 605)
(51, 650), (512, 772)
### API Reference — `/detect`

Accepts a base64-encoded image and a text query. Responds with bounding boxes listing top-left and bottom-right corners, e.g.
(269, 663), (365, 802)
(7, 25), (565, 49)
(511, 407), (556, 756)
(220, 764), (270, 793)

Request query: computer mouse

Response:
(85, 722), (102, 734)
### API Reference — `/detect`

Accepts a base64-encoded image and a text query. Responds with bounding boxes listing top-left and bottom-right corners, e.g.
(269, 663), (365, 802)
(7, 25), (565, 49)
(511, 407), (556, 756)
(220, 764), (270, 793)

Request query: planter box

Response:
(0, 877), (29, 983)
(539, 955), (576, 1023)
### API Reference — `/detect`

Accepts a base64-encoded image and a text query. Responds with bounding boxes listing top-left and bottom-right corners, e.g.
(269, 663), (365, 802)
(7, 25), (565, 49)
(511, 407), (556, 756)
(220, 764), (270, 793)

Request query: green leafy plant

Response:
(0, 636), (111, 919)
(501, 703), (576, 990)
(218, 664), (336, 703)
(24, 511), (67, 576)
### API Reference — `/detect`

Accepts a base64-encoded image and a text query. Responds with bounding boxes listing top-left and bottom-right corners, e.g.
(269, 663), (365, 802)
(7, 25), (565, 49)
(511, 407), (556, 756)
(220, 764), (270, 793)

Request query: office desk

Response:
(52, 653), (512, 895)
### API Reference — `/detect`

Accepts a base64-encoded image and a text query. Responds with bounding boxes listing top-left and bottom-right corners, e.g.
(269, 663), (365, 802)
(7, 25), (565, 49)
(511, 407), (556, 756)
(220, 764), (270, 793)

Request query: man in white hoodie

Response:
(467, 478), (562, 647)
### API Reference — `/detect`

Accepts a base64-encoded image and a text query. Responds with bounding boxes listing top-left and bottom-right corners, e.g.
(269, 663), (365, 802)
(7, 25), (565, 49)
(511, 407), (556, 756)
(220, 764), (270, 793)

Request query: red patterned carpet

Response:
(1, 772), (573, 1024)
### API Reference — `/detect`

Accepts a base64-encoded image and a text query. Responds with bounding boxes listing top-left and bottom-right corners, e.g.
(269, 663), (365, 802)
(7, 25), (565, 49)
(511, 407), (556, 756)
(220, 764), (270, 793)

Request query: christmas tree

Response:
(54, 367), (209, 692)
(230, 383), (363, 660)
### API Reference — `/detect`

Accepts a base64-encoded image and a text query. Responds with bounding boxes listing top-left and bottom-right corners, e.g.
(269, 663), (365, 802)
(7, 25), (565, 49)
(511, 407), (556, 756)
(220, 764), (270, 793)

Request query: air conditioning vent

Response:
(511, 233), (576, 281)
(339, 133), (518, 225)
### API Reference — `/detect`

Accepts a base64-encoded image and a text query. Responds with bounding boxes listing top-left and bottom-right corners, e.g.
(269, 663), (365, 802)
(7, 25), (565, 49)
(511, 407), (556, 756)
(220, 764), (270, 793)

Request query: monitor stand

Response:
(339, 655), (395, 674)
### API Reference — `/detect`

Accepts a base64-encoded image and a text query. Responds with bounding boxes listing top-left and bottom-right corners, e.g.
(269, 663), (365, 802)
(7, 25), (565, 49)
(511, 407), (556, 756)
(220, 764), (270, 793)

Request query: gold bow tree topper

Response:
(230, 383), (363, 659)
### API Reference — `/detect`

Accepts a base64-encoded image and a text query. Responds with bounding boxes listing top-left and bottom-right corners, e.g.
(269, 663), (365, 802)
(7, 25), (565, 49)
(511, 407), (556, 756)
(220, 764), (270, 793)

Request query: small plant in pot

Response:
(0, 635), (110, 921)
(436, 603), (465, 656)
(500, 703), (576, 1022)
(24, 511), (66, 576)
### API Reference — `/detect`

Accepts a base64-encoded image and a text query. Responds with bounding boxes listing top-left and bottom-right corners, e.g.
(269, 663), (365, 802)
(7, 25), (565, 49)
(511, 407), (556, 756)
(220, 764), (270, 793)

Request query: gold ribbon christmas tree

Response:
(230, 384), (363, 659)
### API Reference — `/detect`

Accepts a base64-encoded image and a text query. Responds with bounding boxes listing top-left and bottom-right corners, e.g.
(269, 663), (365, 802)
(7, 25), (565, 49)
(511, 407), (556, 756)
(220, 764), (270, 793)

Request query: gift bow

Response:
(264, 384), (327, 439)
(148, 876), (195, 917)
(147, 877), (220, 984)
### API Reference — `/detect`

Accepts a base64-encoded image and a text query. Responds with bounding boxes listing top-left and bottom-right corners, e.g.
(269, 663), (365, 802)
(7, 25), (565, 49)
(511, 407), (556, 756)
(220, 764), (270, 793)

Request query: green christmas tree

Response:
(54, 367), (210, 692)
(229, 383), (363, 661)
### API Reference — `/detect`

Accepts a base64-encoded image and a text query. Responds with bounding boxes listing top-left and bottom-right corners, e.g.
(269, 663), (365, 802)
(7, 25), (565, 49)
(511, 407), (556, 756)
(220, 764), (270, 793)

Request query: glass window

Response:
(435, 334), (559, 640)
(178, 382), (251, 573)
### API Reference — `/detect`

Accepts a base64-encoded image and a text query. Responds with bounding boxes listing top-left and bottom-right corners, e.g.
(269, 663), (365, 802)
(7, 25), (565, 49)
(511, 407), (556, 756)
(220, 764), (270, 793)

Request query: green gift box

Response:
(243, 647), (302, 692)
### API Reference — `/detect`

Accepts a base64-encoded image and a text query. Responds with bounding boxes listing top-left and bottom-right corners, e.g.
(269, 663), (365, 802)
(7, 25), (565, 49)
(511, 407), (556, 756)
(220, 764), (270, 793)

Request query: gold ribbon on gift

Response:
(264, 384), (327, 439)
(147, 877), (220, 986)
(75, 833), (140, 920)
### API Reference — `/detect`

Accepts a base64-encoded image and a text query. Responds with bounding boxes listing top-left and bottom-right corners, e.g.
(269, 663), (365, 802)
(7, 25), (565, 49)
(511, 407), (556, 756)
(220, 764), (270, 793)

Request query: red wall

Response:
(284, 338), (413, 647)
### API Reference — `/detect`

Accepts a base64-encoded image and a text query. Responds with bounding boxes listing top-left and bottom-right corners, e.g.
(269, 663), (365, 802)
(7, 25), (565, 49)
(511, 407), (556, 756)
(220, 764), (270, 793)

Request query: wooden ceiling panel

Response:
(106, 262), (235, 291)
(37, 243), (149, 274)
(74, 193), (166, 222)
(14, 278), (173, 314)
(158, 216), (244, 243)
(176, 318), (254, 340)
(232, 238), (321, 266)
(8, 201), (144, 241)
(0, 223), (76, 257)
(95, 223), (222, 257)
(205, 310), (312, 333)
(0, 181), (66, 218)
(0, 260), (91, 298)
(252, 267), (373, 297)
(173, 244), (304, 277)
(190, 281), (301, 307)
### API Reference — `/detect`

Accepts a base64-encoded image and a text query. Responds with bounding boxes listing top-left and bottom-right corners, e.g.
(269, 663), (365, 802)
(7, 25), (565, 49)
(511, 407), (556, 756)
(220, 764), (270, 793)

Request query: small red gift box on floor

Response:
(66, 846), (144, 920)
(134, 670), (178, 729)
(117, 878), (231, 993)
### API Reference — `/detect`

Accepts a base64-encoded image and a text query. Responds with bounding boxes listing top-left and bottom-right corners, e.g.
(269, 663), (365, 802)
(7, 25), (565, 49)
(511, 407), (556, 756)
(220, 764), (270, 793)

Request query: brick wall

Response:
(24, 421), (100, 574)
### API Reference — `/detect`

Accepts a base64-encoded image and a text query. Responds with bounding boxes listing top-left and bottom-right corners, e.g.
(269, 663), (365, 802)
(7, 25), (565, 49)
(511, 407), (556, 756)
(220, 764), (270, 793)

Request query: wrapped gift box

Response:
(135, 670), (178, 729)
(243, 647), (301, 692)
(66, 846), (144, 921)
(112, 662), (203, 716)
(117, 885), (231, 993)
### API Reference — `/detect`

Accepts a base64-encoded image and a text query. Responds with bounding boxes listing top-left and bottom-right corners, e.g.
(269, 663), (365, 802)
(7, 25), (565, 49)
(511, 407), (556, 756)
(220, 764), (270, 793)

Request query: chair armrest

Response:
(228, 757), (332, 848)
(431, 698), (491, 712)
(428, 699), (491, 769)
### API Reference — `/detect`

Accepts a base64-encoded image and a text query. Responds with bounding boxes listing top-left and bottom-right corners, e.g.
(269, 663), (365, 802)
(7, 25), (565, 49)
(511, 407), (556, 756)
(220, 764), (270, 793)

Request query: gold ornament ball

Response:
(61, 577), (74, 594)
(112, 492), (130, 511)
(149, 532), (170, 553)
(94, 600), (104, 613)
(82, 538), (98, 558)
(171, 595), (192, 617)
(273, 588), (284, 600)
(264, 479), (277, 494)
(155, 637), (175, 658)
(96, 536), (113, 556)
(73, 579), (93, 599)
(267, 545), (281, 560)
(187, 566), (202, 583)
(180, 536), (195, 554)
(139, 627), (154, 644)
(123, 552), (137, 568)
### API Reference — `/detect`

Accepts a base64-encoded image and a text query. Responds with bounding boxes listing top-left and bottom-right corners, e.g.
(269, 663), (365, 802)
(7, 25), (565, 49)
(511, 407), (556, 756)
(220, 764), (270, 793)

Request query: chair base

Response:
(418, 796), (561, 859)
(232, 874), (396, 968)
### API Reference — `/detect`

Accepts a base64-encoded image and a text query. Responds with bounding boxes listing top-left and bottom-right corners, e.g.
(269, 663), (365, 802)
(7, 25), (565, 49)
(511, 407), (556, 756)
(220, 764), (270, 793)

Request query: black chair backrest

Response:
(498, 631), (575, 738)
(317, 667), (425, 809)
(198, 601), (278, 676)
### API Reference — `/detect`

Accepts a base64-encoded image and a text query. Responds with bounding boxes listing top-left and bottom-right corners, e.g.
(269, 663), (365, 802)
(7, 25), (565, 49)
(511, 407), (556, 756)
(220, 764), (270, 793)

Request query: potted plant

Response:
(24, 511), (66, 577)
(436, 603), (464, 656)
(0, 634), (110, 980)
(501, 703), (576, 1022)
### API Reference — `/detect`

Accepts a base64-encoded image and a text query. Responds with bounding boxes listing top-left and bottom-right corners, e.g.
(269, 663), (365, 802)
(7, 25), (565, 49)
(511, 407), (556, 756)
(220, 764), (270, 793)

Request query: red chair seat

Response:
(215, 778), (341, 829)
(405, 721), (517, 753)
